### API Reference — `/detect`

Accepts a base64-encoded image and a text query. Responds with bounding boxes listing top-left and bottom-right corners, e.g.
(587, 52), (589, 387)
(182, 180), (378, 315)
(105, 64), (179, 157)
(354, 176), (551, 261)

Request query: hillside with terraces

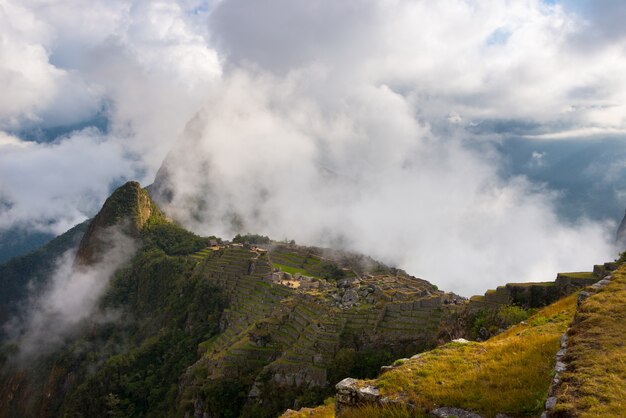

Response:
(0, 181), (622, 418)
(0, 182), (463, 418)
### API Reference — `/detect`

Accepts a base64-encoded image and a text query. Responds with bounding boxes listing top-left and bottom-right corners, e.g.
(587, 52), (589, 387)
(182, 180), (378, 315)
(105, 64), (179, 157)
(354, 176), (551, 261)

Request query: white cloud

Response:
(156, 70), (616, 295)
(1, 0), (625, 296)
(0, 129), (135, 234)
(0, 0), (221, 234)
(6, 226), (137, 359)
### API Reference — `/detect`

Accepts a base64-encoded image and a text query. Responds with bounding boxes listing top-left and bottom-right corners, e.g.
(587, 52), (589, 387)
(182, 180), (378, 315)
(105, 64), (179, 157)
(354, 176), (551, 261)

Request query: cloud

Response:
(156, 70), (616, 295)
(1, 0), (626, 296)
(0, 129), (135, 234)
(5, 226), (137, 360)
(0, 0), (221, 235)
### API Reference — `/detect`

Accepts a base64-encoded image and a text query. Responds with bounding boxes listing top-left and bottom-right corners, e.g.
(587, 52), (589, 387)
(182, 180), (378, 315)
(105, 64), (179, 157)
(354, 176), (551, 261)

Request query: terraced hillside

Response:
(4, 180), (622, 418)
(0, 182), (464, 418)
(177, 244), (458, 417)
(282, 262), (625, 418)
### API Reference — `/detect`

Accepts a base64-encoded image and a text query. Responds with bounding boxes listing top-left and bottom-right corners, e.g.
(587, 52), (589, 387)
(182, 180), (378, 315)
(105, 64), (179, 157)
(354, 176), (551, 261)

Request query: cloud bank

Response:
(2, 0), (626, 294)
(5, 226), (137, 360)
(0, 0), (221, 234)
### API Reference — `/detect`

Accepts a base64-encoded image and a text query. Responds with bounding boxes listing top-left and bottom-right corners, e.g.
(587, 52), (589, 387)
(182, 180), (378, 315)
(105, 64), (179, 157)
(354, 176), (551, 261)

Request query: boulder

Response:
(335, 378), (382, 415)
(342, 289), (359, 307)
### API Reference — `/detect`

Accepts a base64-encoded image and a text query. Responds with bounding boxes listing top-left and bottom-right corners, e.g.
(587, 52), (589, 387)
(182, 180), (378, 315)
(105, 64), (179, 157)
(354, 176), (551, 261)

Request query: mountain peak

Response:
(75, 181), (158, 265)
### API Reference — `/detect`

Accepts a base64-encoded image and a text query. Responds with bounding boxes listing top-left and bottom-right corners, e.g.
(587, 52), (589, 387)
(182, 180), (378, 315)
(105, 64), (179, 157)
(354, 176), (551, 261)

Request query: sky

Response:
(1, 0), (626, 294)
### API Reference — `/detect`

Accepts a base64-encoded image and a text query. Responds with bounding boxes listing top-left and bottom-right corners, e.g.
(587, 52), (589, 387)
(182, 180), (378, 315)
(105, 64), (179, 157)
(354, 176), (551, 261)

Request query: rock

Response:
(248, 382), (261, 398)
(451, 338), (470, 344)
(379, 365), (395, 374)
(342, 289), (359, 307)
(554, 361), (567, 373)
(430, 406), (484, 418)
(358, 385), (380, 402)
(335, 378), (383, 414)
(478, 327), (490, 341)
(545, 396), (557, 410)
(336, 378), (358, 392)
(548, 376), (560, 396)
(577, 291), (591, 306)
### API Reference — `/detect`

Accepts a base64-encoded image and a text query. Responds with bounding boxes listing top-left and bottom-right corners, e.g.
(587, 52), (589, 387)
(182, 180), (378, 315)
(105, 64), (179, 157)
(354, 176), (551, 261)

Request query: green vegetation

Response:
(357, 294), (578, 417)
(558, 272), (594, 279)
(143, 221), (208, 255)
(62, 232), (228, 418)
(233, 233), (270, 244)
(281, 399), (335, 418)
(328, 348), (395, 386)
(269, 246), (326, 278)
(469, 304), (534, 340)
(6, 181), (624, 418)
(241, 376), (329, 418)
(195, 379), (250, 418)
(273, 262), (315, 277)
(321, 262), (345, 281)
(552, 265), (626, 417)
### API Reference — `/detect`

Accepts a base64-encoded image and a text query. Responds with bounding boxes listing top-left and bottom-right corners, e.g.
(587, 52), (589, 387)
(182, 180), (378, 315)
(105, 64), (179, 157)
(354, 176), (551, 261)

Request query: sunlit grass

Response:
(366, 294), (578, 417)
(273, 262), (317, 277)
(281, 398), (335, 418)
(553, 266), (626, 417)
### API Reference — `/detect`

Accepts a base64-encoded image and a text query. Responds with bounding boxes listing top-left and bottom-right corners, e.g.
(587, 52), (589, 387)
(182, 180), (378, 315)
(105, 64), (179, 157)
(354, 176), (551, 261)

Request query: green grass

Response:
(340, 404), (417, 418)
(558, 272), (595, 279)
(353, 293), (578, 417)
(552, 265), (626, 417)
(273, 263), (317, 277)
(280, 398), (335, 418)
(506, 281), (555, 287)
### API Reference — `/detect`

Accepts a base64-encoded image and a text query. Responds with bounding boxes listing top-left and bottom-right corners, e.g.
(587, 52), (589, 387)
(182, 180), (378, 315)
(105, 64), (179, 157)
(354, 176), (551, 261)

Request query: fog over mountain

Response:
(2, 0), (626, 294)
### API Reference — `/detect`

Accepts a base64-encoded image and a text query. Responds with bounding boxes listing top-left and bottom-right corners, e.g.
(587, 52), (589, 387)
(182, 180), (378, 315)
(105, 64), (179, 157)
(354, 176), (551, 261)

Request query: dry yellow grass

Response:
(553, 266), (626, 417)
(282, 273), (626, 418)
(280, 399), (335, 418)
(365, 293), (578, 417)
(339, 404), (416, 418)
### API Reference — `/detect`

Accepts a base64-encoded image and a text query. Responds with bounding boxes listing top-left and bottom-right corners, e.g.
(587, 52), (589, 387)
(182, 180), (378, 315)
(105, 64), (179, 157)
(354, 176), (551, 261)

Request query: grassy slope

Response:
(553, 266), (626, 417)
(292, 293), (579, 418)
(273, 262), (317, 277)
(372, 294), (576, 417)
(282, 400), (335, 418)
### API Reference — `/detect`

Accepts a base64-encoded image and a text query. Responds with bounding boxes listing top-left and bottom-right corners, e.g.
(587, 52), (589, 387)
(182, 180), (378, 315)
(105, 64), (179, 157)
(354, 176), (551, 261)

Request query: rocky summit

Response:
(0, 181), (624, 418)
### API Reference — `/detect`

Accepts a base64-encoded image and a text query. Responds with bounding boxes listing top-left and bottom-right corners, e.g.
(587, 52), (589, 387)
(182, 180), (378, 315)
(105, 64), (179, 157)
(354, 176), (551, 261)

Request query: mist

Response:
(5, 226), (137, 360)
(156, 72), (616, 295)
(2, 0), (626, 295)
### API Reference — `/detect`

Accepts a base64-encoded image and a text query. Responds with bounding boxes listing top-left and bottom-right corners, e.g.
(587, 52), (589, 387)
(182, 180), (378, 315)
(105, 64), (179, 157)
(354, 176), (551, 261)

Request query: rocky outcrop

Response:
(75, 181), (156, 265)
(335, 378), (383, 414)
